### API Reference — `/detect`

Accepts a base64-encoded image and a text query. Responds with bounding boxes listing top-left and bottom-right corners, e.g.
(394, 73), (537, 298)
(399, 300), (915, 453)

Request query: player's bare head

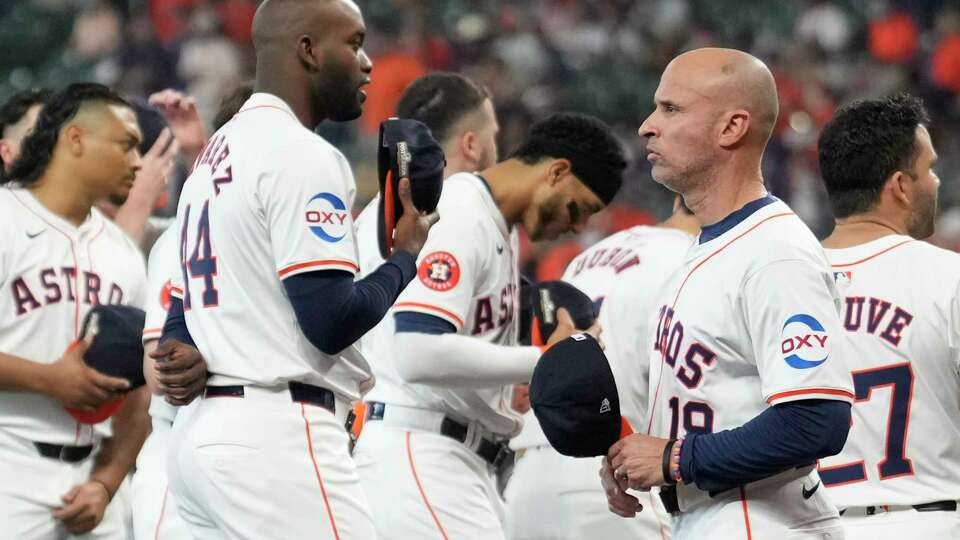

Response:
(509, 113), (626, 241)
(212, 81), (255, 131)
(639, 48), (778, 191)
(397, 72), (499, 172)
(0, 88), (52, 175)
(252, 0), (371, 124)
(4, 83), (142, 205)
(819, 93), (938, 239)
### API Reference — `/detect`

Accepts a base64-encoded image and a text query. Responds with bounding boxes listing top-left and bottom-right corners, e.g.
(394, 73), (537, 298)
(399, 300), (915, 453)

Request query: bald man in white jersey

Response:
(602, 48), (855, 540)
(505, 197), (698, 540)
(162, 1), (436, 539)
(816, 94), (960, 538)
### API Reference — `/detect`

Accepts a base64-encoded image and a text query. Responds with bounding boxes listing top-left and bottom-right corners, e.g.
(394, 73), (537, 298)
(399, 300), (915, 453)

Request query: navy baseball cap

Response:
(530, 333), (633, 457)
(529, 280), (597, 346)
(377, 118), (446, 259)
(129, 97), (170, 156)
(66, 304), (147, 424)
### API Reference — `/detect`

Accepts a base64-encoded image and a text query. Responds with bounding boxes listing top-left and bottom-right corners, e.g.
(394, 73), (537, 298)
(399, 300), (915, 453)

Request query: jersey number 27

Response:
(179, 200), (219, 309)
(819, 362), (914, 486)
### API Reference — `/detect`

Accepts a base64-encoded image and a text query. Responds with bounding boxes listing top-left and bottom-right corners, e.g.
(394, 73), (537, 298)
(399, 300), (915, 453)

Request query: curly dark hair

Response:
(4, 83), (130, 187)
(509, 112), (626, 204)
(0, 88), (52, 172)
(818, 93), (931, 219)
(396, 72), (489, 143)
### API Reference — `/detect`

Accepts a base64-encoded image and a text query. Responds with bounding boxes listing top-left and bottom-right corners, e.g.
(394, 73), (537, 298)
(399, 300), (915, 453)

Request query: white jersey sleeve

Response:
(259, 138), (360, 279)
(743, 259), (853, 405)
(142, 227), (178, 343)
(394, 212), (485, 330)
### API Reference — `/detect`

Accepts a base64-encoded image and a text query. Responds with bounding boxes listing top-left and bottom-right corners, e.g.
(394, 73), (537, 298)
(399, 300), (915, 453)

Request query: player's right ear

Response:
(297, 34), (321, 72)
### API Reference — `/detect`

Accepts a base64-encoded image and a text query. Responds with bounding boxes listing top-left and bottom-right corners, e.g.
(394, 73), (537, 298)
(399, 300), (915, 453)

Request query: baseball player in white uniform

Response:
(162, 2), (436, 539)
(354, 71), (499, 412)
(505, 198), (698, 540)
(131, 85), (247, 540)
(815, 94), (960, 538)
(131, 227), (192, 540)
(353, 112), (627, 539)
(603, 49), (854, 540)
(0, 84), (149, 539)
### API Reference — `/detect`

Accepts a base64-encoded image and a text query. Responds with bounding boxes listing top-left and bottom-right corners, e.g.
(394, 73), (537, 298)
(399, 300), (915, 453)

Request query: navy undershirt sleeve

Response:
(395, 312), (457, 335)
(283, 251), (417, 355)
(679, 399), (851, 493)
(160, 296), (196, 347)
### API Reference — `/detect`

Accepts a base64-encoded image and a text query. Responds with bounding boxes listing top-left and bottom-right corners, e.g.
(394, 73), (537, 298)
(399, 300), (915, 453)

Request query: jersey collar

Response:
(10, 187), (104, 239)
(698, 195), (779, 244)
(236, 93), (299, 123)
(472, 173), (512, 239)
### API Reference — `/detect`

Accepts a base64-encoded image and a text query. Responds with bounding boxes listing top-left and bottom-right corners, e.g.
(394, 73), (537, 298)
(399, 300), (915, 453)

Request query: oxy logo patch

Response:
(781, 313), (830, 369)
(306, 192), (349, 243)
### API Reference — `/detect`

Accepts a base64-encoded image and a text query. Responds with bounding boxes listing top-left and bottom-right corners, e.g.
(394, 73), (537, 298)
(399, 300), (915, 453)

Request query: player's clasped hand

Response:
(391, 177), (440, 257)
(44, 333), (130, 410)
(151, 339), (207, 406)
(52, 481), (110, 534)
(607, 434), (672, 490)
(600, 456), (643, 517)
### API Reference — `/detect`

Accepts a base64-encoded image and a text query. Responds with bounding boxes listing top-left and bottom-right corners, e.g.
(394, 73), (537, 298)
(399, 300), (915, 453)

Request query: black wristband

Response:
(662, 439), (678, 485)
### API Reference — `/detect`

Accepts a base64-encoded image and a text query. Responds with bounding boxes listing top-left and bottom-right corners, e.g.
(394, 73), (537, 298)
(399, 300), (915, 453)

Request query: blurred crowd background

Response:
(3, 0), (960, 279)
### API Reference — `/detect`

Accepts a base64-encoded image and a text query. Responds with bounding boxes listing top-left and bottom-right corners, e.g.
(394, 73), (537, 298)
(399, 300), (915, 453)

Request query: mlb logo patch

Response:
(833, 271), (853, 285)
(418, 251), (461, 291)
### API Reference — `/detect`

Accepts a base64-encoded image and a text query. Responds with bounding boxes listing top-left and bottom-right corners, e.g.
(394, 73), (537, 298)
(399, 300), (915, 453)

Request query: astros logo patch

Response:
(159, 279), (172, 311)
(305, 192), (349, 243)
(418, 251), (460, 291)
(781, 313), (830, 369)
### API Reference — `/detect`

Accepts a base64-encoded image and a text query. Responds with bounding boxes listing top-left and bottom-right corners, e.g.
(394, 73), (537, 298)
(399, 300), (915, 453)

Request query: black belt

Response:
(34, 442), (94, 463)
(205, 383), (336, 414)
(660, 485), (680, 515)
(365, 402), (514, 468)
(841, 500), (957, 515)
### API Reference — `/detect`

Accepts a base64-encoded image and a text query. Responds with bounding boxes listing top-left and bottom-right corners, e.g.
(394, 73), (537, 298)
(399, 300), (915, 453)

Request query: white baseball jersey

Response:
(171, 93), (372, 401)
(0, 187), (147, 445)
(142, 226), (178, 422)
(390, 172), (522, 436)
(511, 225), (694, 450)
(818, 235), (960, 507)
(644, 198), (854, 534)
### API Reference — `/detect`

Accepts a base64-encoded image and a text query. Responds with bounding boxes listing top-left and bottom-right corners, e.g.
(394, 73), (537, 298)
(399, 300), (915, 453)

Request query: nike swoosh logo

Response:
(802, 480), (821, 499)
(496, 245), (504, 254)
(26, 230), (45, 239)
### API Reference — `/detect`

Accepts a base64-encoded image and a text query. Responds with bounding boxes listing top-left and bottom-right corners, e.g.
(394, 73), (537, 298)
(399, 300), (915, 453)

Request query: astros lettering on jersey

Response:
(645, 197), (853, 537)
(0, 187), (147, 445)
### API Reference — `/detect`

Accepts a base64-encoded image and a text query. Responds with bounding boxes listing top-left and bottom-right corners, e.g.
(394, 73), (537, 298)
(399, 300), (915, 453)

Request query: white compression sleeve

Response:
(394, 331), (541, 388)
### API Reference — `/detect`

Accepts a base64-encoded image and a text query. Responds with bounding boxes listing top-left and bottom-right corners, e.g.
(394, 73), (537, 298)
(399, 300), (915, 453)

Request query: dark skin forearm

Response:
(89, 386), (151, 497)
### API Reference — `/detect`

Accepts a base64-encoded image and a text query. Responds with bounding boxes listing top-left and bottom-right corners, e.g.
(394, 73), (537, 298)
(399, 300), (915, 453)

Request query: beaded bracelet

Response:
(670, 438), (684, 484)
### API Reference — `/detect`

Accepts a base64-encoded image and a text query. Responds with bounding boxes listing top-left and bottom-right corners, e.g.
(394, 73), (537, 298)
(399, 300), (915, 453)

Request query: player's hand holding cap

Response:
(523, 280), (597, 347)
(65, 304), (147, 424)
(377, 118), (446, 259)
(530, 333), (632, 457)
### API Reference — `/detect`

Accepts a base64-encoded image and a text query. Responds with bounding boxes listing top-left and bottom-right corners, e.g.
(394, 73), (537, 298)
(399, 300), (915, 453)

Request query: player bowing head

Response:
(251, 0), (371, 126)
(508, 113), (626, 240)
(4, 83), (141, 208)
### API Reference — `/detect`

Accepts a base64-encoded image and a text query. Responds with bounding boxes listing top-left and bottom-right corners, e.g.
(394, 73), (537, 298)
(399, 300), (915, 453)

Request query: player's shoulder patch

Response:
(781, 313), (831, 369)
(305, 191), (350, 243)
(418, 251), (461, 292)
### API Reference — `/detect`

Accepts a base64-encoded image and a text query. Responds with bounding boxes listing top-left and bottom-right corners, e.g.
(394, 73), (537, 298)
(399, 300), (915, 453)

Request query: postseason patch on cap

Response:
(418, 251), (461, 292)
